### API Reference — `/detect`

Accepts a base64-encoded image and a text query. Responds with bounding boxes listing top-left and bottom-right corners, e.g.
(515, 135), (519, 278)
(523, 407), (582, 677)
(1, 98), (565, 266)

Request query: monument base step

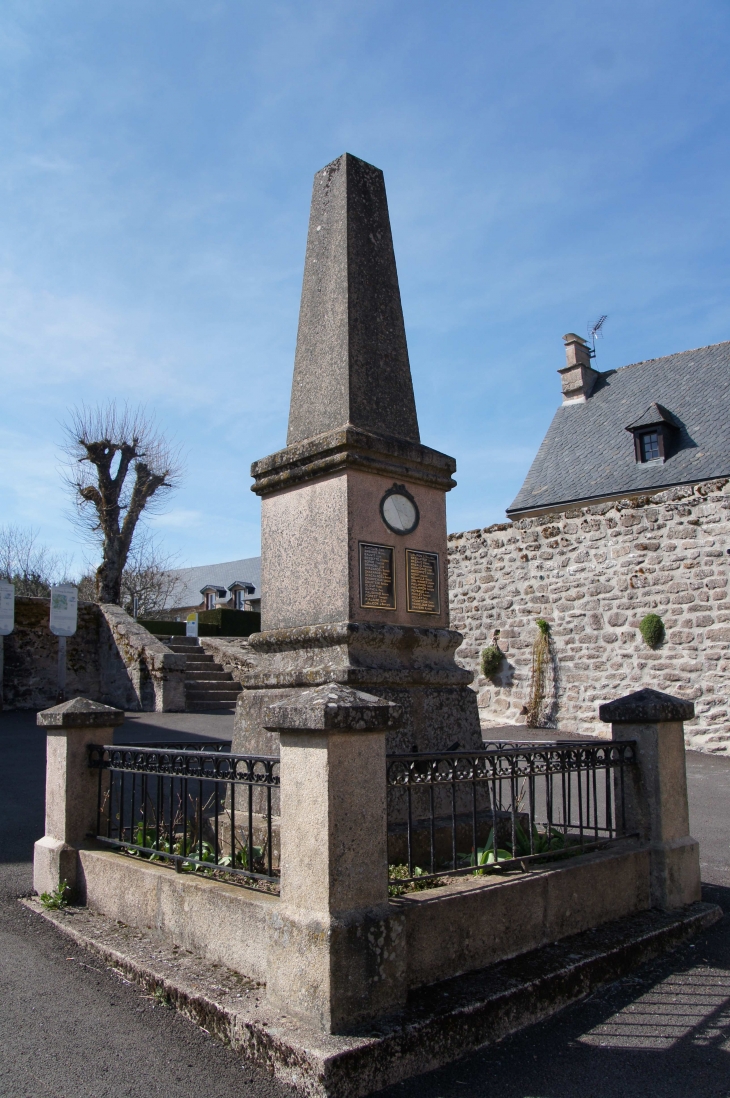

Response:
(21, 898), (720, 1098)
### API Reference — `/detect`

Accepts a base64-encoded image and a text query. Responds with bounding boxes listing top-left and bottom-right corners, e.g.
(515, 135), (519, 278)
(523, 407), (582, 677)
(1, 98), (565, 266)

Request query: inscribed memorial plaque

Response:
(406, 550), (440, 614)
(359, 542), (396, 609)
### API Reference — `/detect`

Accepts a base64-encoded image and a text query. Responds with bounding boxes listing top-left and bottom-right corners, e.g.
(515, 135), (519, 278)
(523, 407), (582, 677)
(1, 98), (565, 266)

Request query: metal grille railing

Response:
(386, 739), (636, 884)
(88, 743), (280, 886)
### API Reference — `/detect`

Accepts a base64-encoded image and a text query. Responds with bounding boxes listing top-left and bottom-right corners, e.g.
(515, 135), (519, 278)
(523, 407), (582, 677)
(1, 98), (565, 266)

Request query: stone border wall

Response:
(447, 479), (730, 753)
(2, 598), (185, 712)
(3, 597), (102, 710)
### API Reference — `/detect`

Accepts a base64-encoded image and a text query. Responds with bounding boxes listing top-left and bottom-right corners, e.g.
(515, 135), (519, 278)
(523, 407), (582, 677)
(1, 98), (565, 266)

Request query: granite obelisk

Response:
(234, 153), (481, 755)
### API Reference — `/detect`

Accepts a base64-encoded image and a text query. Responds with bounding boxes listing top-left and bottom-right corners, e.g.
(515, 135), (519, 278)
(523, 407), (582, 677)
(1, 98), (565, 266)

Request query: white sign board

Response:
(50, 585), (78, 637)
(0, 582), (14, 636)
(186, 613), (198, 638)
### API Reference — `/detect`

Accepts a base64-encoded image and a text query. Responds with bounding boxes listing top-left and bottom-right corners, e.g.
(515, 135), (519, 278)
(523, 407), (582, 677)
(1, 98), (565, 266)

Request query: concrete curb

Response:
(21, 898), (721, 1098)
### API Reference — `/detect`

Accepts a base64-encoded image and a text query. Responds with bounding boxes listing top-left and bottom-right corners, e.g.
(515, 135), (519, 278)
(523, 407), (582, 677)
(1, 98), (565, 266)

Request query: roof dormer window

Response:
(639, 430), (660, 462)
(625, 403), (679, 465)
(200, 584), (227, 610)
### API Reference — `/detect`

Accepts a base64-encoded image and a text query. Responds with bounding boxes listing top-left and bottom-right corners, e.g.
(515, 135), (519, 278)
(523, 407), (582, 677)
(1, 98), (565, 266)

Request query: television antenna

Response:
(588, 314), (608, 358)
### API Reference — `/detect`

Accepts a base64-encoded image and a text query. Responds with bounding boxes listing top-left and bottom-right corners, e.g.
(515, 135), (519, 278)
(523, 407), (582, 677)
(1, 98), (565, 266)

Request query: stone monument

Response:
(233, 152), (481, 756)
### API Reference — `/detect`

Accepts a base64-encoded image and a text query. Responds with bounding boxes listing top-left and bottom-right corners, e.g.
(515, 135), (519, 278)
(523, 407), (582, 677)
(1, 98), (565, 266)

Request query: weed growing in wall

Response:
(526, 619), (552, 727)
(480, 629), (504, 677)
(40, 880), (70, 910)
(639, 613), (665, 648)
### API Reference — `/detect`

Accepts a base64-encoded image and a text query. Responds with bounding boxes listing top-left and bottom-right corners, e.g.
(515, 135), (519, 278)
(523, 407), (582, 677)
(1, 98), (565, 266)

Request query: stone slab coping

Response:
(21, 897), (720, 1098)
(37, 697), (125, 728)
(599, 687), (695, 725)
(264, 682), (403, 732)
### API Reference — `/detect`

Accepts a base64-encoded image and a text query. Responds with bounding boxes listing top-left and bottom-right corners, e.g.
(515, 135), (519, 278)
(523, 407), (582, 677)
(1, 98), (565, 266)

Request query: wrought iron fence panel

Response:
(89, 743), (280, 886)
(386, 739), (636, 884)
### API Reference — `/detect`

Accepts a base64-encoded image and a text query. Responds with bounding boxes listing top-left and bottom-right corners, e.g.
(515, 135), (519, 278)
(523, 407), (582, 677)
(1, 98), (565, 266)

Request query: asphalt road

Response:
(1, 710), (729, 1098)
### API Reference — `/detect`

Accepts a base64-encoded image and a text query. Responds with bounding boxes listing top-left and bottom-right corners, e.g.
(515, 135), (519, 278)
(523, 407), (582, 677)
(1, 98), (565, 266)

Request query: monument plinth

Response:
(234, 153), (481, 755)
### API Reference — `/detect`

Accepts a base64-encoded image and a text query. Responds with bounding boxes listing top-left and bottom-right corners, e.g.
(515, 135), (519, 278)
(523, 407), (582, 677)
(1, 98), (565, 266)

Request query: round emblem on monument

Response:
(380, 484), (420, 536)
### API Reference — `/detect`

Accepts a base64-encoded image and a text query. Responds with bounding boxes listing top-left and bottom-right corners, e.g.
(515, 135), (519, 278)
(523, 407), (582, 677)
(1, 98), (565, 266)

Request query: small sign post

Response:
(0, 582), (14, 711)
(50, 584), (78, 702)
(186, 612), (198, 638)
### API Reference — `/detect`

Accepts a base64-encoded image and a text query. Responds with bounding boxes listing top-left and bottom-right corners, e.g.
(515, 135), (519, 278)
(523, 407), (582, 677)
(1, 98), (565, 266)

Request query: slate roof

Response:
(508, 340), (730, 517)
(163, 556), (261, 609)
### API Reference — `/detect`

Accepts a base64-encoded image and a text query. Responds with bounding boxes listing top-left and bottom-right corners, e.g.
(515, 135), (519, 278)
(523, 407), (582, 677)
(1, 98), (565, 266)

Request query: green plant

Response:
(153, 986), (172, 1008)
(639, 613), (665, 648)
(526, 619), (552, 727)
(481, 644), (504, 677)
(472, 823), (574, 874)
(220, 845), (265, 871)
(481, 628), (505, 677)
(388, 864), (445, 897)
(40, 880), (70, 910)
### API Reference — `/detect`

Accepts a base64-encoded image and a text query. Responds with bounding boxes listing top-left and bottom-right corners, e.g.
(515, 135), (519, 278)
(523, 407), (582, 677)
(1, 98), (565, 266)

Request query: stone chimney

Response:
(559, 333), (599, 403)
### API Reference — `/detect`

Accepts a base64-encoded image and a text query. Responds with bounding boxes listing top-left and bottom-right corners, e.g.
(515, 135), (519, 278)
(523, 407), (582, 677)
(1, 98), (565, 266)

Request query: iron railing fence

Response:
(122, 739), (232, 753)
(88, 743), (280, 887)
(119, 742), (231, 751)
(386, 739), (637, 884)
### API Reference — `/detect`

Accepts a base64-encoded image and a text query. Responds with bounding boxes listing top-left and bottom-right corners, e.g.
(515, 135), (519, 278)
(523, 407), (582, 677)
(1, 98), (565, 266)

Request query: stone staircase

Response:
(163, 635), (243, 712)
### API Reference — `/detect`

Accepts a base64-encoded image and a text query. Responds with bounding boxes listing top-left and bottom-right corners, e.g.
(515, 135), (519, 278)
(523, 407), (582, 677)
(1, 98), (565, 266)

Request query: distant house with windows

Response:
(448, 335), (730, 752)
(162, 556), (261, 618)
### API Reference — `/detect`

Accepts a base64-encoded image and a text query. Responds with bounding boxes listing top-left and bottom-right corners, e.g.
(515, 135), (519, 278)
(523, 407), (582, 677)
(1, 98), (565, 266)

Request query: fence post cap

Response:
(37, 697), (126, 729)
(264, 682), (402, 733)
(599, 687), (694, 724)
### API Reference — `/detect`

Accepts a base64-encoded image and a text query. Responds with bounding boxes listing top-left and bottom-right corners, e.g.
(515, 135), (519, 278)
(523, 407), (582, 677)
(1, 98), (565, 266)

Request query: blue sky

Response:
(2, 1), (729, 571)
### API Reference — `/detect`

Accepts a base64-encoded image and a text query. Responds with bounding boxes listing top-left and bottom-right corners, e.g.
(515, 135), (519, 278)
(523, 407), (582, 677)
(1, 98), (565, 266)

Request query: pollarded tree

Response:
(76, 535), (184, 616)
(63, 404), (182, 605)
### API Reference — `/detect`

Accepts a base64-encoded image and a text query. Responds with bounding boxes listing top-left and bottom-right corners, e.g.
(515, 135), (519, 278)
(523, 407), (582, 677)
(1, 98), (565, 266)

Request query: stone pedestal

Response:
(33, 697), (124, 898)
(264, 683), (407, 1034)
(235, 619), (480, 756)
(599, 687), (701, 910)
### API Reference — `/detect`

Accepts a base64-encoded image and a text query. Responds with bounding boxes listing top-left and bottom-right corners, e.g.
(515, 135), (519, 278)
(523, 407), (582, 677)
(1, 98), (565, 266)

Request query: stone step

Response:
(185, 686), (242, 701)
(184, 669), (234, 682)
(26, 898), (722, 1098)
(160, 636), (243, 712)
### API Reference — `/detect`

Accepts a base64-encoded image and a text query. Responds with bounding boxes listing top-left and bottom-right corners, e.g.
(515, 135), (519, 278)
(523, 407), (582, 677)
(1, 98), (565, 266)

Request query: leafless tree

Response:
(122, 536), (184, 617)
(62, 404), (182, 605)
(0, 526), (73, 597)
(78, 534), (183, 617)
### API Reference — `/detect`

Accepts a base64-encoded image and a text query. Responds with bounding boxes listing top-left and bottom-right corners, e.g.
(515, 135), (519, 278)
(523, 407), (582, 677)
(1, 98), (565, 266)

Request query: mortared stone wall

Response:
(447, 478), (730, 753)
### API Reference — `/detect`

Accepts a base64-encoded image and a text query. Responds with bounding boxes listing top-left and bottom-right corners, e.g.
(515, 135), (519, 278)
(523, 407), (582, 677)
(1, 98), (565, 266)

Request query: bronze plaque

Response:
(359, 542), (396, 610)
(406, 549), (440, 614)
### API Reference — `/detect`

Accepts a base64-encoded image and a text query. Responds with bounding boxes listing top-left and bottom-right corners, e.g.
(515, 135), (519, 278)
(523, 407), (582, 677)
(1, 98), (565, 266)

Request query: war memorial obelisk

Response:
(233, 153), (481, 755)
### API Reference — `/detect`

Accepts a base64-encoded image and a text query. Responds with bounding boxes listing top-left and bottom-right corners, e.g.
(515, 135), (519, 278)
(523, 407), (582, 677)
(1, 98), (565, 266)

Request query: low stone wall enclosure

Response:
(32, 686), (710, 1095)
(448, 478), (730, 752)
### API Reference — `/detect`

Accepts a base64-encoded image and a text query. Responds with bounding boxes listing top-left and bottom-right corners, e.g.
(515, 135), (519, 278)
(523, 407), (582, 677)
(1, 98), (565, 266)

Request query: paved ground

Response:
(1, 709), (729, 1097)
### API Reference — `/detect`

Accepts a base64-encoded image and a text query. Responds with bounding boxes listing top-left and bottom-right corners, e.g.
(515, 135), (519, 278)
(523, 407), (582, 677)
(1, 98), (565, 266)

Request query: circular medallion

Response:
(380, 484), (420, 536)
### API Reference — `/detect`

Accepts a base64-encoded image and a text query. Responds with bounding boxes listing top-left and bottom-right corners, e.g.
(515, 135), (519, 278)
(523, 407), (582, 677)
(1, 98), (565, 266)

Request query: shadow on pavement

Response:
(378, 910), (730, 1098)
(0, 708), (234, 864)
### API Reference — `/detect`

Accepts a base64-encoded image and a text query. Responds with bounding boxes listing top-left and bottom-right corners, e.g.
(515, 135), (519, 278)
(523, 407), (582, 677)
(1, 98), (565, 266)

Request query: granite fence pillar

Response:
(599, 687), (701, 910)
(33, 697), (124, 898)
(264, 683), (407, 1034)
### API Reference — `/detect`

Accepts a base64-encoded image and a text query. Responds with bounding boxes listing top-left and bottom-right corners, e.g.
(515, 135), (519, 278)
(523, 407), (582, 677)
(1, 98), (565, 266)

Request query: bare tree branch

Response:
(61, 402), (183, 604)
(0, 526), (74, 597)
